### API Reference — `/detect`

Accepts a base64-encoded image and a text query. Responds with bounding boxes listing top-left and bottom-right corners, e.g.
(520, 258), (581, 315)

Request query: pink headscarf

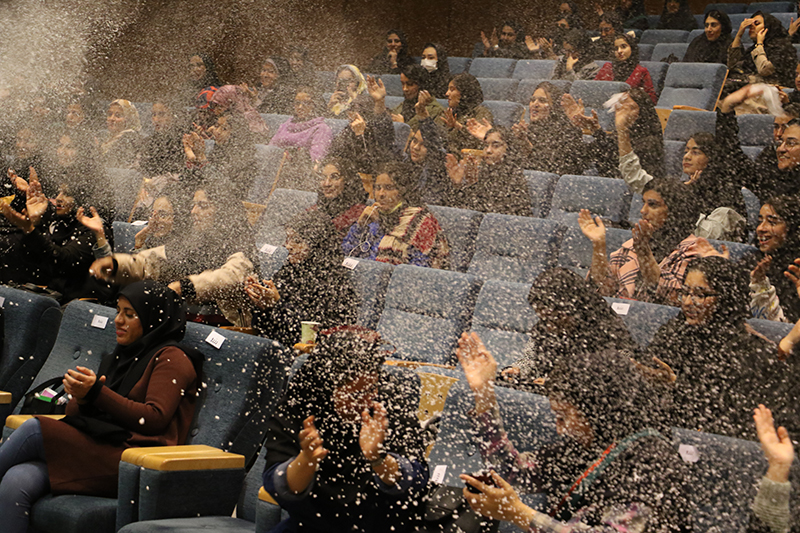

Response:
(211, 85), (269, 135)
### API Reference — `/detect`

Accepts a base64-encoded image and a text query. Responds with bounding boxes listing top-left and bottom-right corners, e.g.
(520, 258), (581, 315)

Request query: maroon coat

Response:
(37, 346), (198, 496)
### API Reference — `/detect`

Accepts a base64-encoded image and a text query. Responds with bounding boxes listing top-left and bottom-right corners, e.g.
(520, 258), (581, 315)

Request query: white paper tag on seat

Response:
(678, 444), (700, 463)
(611, 302), (630, 316)
(91, 315), (109, 329)
(205, 331), (226, 349)
(431, 465), (447, 484)
(0, 296), (5, 307)
(342, 257), (359, 270)
(131, 220), (148, 226)
(260, 244), (277, 255)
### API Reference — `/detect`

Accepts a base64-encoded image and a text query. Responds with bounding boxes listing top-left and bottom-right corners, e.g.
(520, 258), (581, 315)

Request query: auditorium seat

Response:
(252, 188), (317, 248)
(547, 174), (633, 225)
(640, 61), (669, 96)
(350, 258), (394, 330)
(737, 113), (773, 161)
(471, 280), (536, 369)
(448, 56), (472, 74)
(378, 74), (403, 97)
(523, 170), (559, 218)
(748, 2), (795, 13)
(651, 43), (689, 62)
(558, 221), (632, 277)
(427, 205), (483, 273)
(663, 109), (716, 176)
(482, 100), (525, 127)
(249, 144), (288, 203)
(468, 214), (564, 284)
(705, 2), (747, 14)
(657, 63), (728, 111)
(477, 77), (520, 101)
(640, 29), (690, 44)
(259, 113), (291, 143)
(569, 80), (632, 131)
(511, 59), (557, 79)
(603, 297), (680, 346)
(112, 220), (143, 252)
(638, 43), (654, 62)
(468, 57), (518, 78)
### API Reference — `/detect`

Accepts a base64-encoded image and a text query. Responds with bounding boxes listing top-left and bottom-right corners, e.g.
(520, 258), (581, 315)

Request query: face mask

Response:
(420, 58), (437, 72)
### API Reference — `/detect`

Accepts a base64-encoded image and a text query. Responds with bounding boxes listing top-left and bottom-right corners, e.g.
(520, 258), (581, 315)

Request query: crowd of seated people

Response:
(5, 7), (800, 531)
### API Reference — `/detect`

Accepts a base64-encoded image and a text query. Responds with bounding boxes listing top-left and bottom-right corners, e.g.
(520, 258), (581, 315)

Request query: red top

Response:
(595, 62), (658, 104)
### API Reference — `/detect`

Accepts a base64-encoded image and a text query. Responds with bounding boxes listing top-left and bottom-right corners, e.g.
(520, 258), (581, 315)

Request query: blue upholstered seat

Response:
(427, 205), (484, 272)
(651, 42), (690, 62)
(511, 59), (557, 79)
(547, 174), (633, 225)
(523, 170), (559, 218)
(252, 188), (318, 247)
(477, 77), (520, 101)
(639, 29), (691, 44)
(471, 280), (537, 369)
(468, 57), (518, 78)
(657, 63), (728, 111)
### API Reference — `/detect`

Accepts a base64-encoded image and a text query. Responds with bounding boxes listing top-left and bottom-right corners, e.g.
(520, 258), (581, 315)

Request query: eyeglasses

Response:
(678, 288), (718, 303)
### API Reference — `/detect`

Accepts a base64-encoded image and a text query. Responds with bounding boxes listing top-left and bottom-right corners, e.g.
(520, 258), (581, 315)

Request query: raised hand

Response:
(525, 35), (540, 52)
(738, 18), (755, 36)
(387, 50), (398, 68)
(416, 90), (434, 118)
(614, 94), (640, 131)
(7, 168), (28, 193)
(89, 256), (115, 280)
(790, 17), (800, 36)
(182, 132), (206, 162)
(441, 107), (460, 129)
(349, 112), (367, 136)
(76, 206), (105, 235)
(299, 415), (329, 466)
(578, 209), (606, 244)
(754, 405), (794, 482)
(460, 471), (531, 526)
(757, 27), (768, 45)
(481, 31), (492, 50)
(456, 332), (497, 395)
(25, 177), (48, 229)
(366, 75), (387, 103)
(632, 219), (654, 254)
(566, 54), (579, 72)
(751, 255), (772, 285)
(360, 401), (389, 462)
(489, 28), (499, 47)
(445, 153), (466, 185)
(466, 118), (493, 140)
(391, 113), (405, 123)
(245, 279), (280, 309)
(357, 204), (380, 226)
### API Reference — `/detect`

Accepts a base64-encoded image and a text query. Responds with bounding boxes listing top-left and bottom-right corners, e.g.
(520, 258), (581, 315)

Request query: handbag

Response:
(19, 376), (69, 415)
(420, 484), (499, 533)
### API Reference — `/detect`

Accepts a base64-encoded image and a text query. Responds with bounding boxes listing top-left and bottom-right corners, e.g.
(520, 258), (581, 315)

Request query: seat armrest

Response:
(259, 486), (279, 505)
(120, 444), (244, 471)
(5, 414), (64, 429)
(0, 391), (11, 404)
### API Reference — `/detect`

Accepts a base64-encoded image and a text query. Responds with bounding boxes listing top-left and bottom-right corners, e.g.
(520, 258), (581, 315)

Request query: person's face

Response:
(294, 91), (315, 121)
(400, 74), (420, 102)
(682, 138), (709, 175)
(794, 63), (800, 91)
(640, 189), (669, 230)
(560, 2), (572, 14)
(333, 372), (379, 422)
(599, 22), (616, 42)
(56, 135), (77, 167)
(189, 55), (207, 81)
(149, 196), (175, 237)
(320, 163), (346, 199)
(557, 17), (570, 30)
(422, 46), (438, 62)
(151, 103), (173, 133)
(529, 88), (552, 123)
(550, 398), (593, 447)
(65, 103), (84, 128)
(620, 0), (633, 9)
(446, 81), (461, 109)
(373, 173), (403, 212)
(285, 228), (311, 265)
(756, 204), (788, 253)
(483, 131), (508, 165)
(336, 69), (358, 94)
(191, 190), (216, 232)
(114, 296), (144, 346)
(776, 124), (800, 171)
(614, 38), (632, 61)
(774, 113), (792, 142)
(386, 33), (403, 53)
(500, 25), (517, 46)
(705, 16), (722, 41)
(106, 103), (126, 134)
(15, 128), (36, 158)
(409, 130), (428, 163)
(667, 0), (680, 14)
(749, 15), (765, 40)
(260, 62), (279, 89)
(54, 186), (76, 216)
(681, 270), (718, 326)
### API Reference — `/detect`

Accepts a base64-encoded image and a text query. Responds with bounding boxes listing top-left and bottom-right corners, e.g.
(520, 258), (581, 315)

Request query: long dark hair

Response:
(450, 72), (484, 116)
(628, 88), (664, 178)
(704, 10), (732, 37)
(685, 256), (751, 327)
(643, 177), (696, 262)
(611, 33), (640, 81)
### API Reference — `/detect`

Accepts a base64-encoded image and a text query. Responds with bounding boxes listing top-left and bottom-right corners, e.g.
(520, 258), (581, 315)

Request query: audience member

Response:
(684, 10), (733, 64)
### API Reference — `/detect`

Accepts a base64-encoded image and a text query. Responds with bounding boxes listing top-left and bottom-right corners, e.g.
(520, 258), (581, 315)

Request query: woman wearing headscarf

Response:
(510, 81), (586, 175)
(657, 0), (697, 31)
(552, 30), (602, 81)
(407, 93), (450, 206)
(746, 196), (800, 324)
(255, 57), (296, 115)
(580, 177), (709, 306)
(310, 155), (369, 237)
(500, 268), (637, 390)
(366, 29), (414, 75)
(327, 65), (368, 118)
(481, 20), (530, 59)
(268, 86), (333, 191)
(0, 280), (201, 533)
(439, 72), (494, 153)
(187, 53), (221, 94)
(287, 46), (317, 90)
(247, 210), (359, 348)
(140, 99), (188, 179)
(728, 12), (798, 91)
(263, 326), (427, 533)
(603, 0), (649, 31)
(210, 85), (269, 139)
(684, 10), (733, 64)
(444, 126), (532, 217)
(99, 99), (142, 168)
(342, 161), (450, 269)
(89, 182), (258, 327)
(456, 333), (692, 532)
(420, 42), (452, 99)
(595, 33), (657, 104)
(591, 13), (625, 61)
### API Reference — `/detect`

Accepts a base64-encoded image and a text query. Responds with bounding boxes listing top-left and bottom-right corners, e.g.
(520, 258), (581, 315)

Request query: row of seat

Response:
(706, 1), (795, 13)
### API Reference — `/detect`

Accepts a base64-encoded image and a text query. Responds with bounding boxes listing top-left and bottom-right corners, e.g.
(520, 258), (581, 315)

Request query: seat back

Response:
(748, 1), (795, 13)
(511, 59), (557, 79)
(772, 11), (794, 28)
(482, 100), (525, 127)
(323, 117), (349, 138)
(248, 144), (289, 203)
(742, 187), (761, 233)
(477, 77), (519, 101)
(688, 28), (706, 42)
(706, 239), (758, 262)
(350, 259), (394, 330)
(392, 121), (412, 153)
(737, 113), (773, 156)
(107, 168), (144, 222)
(447, 57), (472, 74)
(651, 42), (689, 62)
(468, 57), (517, 78)
(253, 188), (318, 247)
(639, 29), (690, 44)
(569, 80), (632, 131)
(112, 221), (143, 253)
(705, 3), (747, 13)
(468, 214), (564, 284)
(657, 63), (728, 111)
(558, 222), (631, 278)
(747, 318), (794, 343)
(378, 74), (403, 97)
(427, 205), (483, 273)
(377, 265), (481, 365)
(603, 297), (680, 346)
(258, 246), (289, 279)
(640, 61), (670, 95)
(638, 43), (655, 62)
(471, 280), (537, 369)
(259, 113), (292, 143)
(0, 286), (62, 416)
(664, 109), (717, 142)
(547, 174), (633, 225)
(523, 170), (559, 218)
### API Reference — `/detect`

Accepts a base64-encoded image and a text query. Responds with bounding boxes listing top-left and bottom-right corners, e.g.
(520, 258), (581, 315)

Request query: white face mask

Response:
(420, 58), (438, 72)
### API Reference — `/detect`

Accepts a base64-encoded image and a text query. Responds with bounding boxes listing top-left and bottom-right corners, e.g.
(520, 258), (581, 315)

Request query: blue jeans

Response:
(0, 418), (50, 533)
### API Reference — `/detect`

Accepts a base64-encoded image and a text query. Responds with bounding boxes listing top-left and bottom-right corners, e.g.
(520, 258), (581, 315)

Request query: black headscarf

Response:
(422, 42), (452, 99)
(684, 131), (746, 219)
(512, 268), (637, 383)
(140, 100), (190, 177)
(559, 2), (584, 28)
(450, 72), (485, 118)
(743, 12), (797, 86)
(316, 156), (368, 220)
(628, 88), (665, 179)
(643, 178), (696, 263)
(611, 33), (640, 82)
(524, 82), (585, 175)
(190, 53), (221, 91)
(684, 10), (734, 64)
(553, 29), (596, 78)
(398, 64), (431, 121)
(658, 0), (698, 31)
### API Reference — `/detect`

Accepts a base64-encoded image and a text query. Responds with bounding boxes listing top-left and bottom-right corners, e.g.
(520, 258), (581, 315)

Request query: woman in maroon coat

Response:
(0, 280), (202, 532)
